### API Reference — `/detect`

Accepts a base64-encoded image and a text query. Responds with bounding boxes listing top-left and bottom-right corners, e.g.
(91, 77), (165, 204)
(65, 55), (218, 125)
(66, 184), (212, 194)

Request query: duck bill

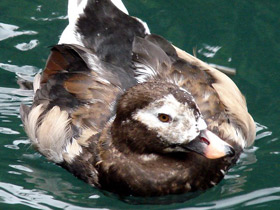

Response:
(183, 129), (235, 159)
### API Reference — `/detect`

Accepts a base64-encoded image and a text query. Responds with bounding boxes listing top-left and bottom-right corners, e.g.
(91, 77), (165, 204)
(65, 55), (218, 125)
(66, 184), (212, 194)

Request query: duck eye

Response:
(158, 114), (171, 123)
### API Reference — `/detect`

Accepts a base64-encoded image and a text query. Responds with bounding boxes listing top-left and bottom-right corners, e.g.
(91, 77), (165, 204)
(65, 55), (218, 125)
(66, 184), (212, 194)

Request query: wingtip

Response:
(20, 104), (31, 123)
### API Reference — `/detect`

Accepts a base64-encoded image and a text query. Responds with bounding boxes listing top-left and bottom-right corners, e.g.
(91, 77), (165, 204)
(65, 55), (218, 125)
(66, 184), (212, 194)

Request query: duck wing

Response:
(131, 34), (255, 150)
(20, 43), (139, 164)
(174, 47), (256, 147)
(20, 0), (151, 164)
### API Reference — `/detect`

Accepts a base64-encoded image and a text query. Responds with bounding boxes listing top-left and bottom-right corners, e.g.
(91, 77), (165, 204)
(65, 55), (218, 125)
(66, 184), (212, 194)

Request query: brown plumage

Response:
(20, 0), (255, 197)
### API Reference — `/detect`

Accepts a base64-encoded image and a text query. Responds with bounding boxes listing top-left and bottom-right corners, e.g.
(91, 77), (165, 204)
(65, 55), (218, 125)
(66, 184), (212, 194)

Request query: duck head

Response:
(112, 82), (235, 159)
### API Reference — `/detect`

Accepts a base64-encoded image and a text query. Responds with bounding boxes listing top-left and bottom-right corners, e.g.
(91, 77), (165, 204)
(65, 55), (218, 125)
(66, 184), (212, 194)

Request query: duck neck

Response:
(99, 118), (233, 196)
(111, 117), (144, 154)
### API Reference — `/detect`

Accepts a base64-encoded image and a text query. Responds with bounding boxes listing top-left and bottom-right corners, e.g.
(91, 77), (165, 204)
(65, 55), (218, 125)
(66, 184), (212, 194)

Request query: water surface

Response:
(0, 0), (279, 209)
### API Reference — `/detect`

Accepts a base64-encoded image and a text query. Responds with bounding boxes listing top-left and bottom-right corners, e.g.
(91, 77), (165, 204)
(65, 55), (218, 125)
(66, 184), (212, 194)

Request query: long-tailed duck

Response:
(20, 0), (256, 197)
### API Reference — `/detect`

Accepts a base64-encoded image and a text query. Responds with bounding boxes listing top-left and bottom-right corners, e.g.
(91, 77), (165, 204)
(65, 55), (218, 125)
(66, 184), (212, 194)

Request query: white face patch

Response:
(132, 94), (207, 145)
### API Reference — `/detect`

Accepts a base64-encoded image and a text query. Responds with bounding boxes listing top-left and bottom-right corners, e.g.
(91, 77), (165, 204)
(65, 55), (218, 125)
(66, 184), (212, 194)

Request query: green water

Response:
(0, 0), (279, 209)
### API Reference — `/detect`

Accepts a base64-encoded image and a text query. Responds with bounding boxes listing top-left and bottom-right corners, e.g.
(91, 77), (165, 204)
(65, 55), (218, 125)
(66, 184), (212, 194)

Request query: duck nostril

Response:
(200, 137), (210, 145)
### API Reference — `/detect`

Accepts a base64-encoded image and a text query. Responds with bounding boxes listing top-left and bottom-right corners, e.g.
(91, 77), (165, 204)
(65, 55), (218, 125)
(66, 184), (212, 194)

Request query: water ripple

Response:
(0, 63), (38, 75)
(30, 15), (67, 22)
(15, 39), (39, 51)
(0, 23), (37, 42)
(245, 195), (280, 206)
(0, 86), (33, 119)
(180, 187), (280, 210)
(0, 127), (19, 135)
(4, 139), (30, 150)
(0, 182), (105, 210)
(9, 165), (33, 173)
(198, 44), (222, 58)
